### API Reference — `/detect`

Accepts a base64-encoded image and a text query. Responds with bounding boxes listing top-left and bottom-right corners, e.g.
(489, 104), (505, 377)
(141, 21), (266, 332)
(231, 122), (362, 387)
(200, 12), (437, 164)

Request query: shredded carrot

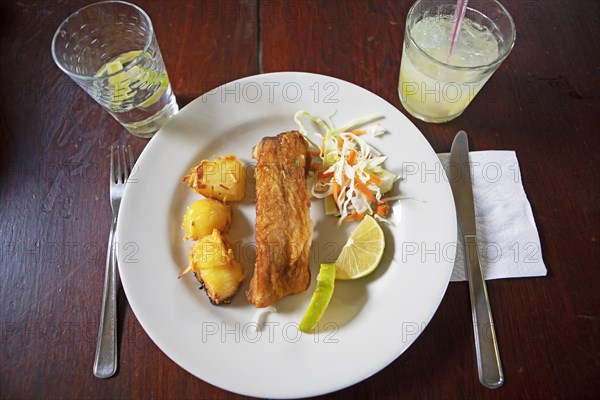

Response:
(351, 129), (367, 136)
(321, 135), (326, 156)
(376, 203), (390, 216)
(345, 212), (366, 221)
(354, 179), (377, 203)
(310, 162), (320, 171)
(367, 173), (382, 186)
(318, 168), (335, 180)
(347, 149), (358, 166)
(332, 181), (341, 205)
(336, 136), (343, 149)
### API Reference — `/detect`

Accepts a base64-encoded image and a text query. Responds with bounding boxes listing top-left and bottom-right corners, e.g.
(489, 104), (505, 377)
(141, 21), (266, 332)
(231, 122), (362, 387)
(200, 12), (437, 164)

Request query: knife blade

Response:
(449, 131), (504, 389)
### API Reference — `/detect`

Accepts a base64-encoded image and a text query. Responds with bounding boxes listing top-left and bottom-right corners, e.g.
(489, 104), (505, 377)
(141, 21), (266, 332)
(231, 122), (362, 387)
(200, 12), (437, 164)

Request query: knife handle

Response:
(464, 235), (504, 389)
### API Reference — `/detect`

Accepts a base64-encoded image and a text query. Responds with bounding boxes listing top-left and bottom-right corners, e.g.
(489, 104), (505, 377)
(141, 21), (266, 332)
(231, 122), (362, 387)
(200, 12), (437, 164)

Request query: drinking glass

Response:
(398, 0), (516, 123)
(51, 1), (178, 138)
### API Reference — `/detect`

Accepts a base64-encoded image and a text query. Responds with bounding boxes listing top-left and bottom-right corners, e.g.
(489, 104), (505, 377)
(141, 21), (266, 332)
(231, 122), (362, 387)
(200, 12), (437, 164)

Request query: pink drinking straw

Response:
(447, 0), (469, 62)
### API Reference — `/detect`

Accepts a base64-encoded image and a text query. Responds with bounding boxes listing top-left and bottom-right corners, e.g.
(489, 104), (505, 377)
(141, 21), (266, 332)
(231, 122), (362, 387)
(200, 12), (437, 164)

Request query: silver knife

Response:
(449, 131), (504, 389)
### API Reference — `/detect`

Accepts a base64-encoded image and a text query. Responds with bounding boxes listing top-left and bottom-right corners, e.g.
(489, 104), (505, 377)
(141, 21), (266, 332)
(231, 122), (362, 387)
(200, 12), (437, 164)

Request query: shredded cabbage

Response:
(294, 111), (399, 224)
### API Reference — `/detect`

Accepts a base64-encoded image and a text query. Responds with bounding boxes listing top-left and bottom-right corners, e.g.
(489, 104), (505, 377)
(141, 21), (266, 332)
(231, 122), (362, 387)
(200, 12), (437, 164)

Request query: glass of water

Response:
(51, 1), (178, 138)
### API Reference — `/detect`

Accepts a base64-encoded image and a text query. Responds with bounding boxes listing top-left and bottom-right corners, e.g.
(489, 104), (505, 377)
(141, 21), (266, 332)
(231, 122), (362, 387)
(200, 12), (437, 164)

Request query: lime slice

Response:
(95, 50), (143, 78)
(117, 50), (143, 64)
(138, 72), (168, 108)
(298, 263), (336, 333)
(335, 215), (385, 280)
(105, 60), (129, 103)
(95, 51), (167, 110)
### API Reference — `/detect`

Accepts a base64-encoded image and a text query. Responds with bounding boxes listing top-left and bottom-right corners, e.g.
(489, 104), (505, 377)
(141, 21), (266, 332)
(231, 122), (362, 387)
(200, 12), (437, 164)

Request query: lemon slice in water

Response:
(335, 215), (385, 280)
(298, 263), (336, 333)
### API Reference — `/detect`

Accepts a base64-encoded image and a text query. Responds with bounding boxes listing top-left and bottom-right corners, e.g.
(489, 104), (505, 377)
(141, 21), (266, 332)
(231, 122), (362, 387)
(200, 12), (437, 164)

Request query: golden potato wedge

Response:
(183, 155), (245, 202)
(181, 229), (245, 305)
(182, 198), (231, 241)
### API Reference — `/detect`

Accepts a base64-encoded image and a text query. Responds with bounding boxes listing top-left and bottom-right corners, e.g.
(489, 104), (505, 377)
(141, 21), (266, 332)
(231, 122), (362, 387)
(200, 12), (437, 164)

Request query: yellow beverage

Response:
(399, 13), (503, 123)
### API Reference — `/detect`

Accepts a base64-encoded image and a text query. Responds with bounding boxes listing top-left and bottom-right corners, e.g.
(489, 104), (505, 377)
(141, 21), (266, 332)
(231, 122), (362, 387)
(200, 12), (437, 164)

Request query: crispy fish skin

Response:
(247, 131), (313, 308)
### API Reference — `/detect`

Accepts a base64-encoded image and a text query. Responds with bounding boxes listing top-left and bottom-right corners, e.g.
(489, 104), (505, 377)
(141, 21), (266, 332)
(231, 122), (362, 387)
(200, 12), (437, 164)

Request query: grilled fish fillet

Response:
(247, 131), (313, 308)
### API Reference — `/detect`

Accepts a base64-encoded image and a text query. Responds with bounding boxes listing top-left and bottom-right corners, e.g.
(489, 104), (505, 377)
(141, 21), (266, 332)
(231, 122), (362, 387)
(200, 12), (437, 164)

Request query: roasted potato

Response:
(182, 198), (231, 241)
(183, 155), (245, 202)
(180, 229), (245, 304)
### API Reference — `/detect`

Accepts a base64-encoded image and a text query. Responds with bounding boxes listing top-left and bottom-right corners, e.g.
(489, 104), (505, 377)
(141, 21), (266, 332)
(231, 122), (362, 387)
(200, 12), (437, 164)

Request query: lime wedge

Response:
(335, 215), (385, 280)
(298, 263), (336, 333)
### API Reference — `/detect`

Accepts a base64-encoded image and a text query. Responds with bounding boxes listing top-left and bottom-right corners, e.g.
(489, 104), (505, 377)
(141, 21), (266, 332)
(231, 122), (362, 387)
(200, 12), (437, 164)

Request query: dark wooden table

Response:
(1, 0), (598, 398)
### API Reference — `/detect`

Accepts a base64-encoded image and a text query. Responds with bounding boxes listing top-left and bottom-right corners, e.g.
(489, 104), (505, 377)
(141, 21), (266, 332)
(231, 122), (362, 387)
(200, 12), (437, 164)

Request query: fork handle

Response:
(93, 219), (118, 378)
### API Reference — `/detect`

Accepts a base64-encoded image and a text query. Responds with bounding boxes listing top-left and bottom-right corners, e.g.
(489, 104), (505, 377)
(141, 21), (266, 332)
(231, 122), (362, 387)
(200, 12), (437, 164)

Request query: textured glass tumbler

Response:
(398, 0), (515, 123)
(51, 1), (178, 138)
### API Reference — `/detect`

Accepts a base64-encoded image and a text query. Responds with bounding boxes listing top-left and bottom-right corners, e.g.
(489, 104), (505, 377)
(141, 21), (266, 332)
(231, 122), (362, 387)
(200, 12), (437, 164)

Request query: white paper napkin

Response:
(437, 151), (547, 282)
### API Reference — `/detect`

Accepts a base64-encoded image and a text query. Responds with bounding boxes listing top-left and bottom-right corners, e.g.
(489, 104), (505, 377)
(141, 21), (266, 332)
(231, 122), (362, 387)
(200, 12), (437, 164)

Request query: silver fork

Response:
(93, 145), (134, 378)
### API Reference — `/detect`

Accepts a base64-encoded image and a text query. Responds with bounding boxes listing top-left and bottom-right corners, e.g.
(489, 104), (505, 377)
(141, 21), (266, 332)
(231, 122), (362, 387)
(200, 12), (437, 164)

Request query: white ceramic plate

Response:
(117, 72), (456, 398)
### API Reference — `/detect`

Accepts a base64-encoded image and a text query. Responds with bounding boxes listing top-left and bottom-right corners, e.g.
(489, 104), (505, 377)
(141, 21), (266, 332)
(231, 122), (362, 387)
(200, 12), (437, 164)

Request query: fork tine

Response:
(122, 145), (133, 181)
(115, 145), (122, 184)
(126, 145), (134, 174)
(119, 145), (129, 183)
(110, 146), (115, 184)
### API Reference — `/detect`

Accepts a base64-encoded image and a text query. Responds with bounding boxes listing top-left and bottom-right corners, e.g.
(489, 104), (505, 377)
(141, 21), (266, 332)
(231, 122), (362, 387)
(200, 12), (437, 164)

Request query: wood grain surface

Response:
(1, 0), (598, 399)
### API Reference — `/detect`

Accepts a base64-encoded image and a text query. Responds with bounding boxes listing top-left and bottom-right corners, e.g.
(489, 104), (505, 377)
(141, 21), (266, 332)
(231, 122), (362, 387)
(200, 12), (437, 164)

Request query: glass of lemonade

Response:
(52, 1), (178, 138)
(398, 0), (516, 123)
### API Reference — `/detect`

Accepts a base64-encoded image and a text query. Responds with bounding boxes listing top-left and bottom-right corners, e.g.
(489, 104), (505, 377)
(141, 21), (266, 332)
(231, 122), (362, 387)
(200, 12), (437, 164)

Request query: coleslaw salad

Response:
(294, 110), (401, 225)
